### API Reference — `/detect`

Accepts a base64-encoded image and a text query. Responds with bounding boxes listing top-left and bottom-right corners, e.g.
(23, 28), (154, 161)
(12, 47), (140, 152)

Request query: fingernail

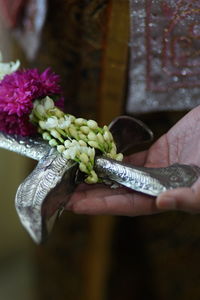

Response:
(157, 196), (176, 210)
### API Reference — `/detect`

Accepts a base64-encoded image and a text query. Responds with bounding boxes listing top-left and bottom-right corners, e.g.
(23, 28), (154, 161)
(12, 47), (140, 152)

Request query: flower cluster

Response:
(30, 97), (123, 183)
(0, 63), (62, 136)
(0, 54), (123, 184)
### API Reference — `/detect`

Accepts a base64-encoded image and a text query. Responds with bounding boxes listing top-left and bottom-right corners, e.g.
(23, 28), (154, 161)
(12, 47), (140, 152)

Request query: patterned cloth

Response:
(127, 0), (200, 113)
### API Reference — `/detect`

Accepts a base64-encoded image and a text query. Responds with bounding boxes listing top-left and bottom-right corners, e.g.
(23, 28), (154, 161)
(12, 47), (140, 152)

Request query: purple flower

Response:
(0, 68), (62, 117)
(0, 112), (37, 136)
(0, 67), (62, 136)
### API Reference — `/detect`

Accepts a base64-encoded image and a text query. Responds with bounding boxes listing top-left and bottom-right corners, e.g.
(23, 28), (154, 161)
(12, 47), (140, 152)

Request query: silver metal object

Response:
(0, 131), (50, 160)
(0, 116), (200, 243)
(108, 115), (154, 154)
(15, 149), (78, 243)
(95, 158), (200, 196)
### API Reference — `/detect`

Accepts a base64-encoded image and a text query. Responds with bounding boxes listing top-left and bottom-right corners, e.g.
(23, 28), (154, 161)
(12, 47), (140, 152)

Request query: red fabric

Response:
(0, 0), (26, 28)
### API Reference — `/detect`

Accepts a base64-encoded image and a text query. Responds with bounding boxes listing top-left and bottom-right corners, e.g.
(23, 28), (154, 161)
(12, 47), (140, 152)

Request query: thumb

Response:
(156, 187), (200, 213)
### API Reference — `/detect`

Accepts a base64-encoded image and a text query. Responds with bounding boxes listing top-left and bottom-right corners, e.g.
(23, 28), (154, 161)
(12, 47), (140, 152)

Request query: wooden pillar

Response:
(82, 1), (129, 300)
(98, 0), (130, 125)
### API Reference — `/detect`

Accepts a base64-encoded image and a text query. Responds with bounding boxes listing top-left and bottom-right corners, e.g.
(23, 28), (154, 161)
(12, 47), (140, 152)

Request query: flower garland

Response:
(0, 55), (123, 183)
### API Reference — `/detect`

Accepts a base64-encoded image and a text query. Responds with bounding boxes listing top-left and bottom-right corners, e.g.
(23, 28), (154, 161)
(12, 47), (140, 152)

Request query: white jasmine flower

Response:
(69, 127), (78, 139)
(64, 140), (72, 148)
(36, 104), (46, 117)
(46, 117), (58, 129)
(67, 147), (78, 160)
(50, 129), (61, 140)
(75, 118), (86, 126)
(79, 140), (87, 147)
(88, 132), (97, 141)
(54, 107), (64, 118)
(79, 153), (89, 164)
(42, 132), (51, 141)
(43, 96), (55, 110)
(39, 120), (46, 130)
(68, 115), (76, 122)
(0, 53), (20, 80)
(63, 149), (71, 159)
(78, 145), (86, 153)
(85, 170), (98, 184)
(57, 145), (65, 153)
(87, 120), (98, 130)
(87, 148), (95, 160)
(49, 139), (58, 147)
(57, 117), (64, 128)
(88, 141), (99, 149)
(33, 100), (39, 109)
(111, 142), (117, 152)
(103, 131), (112, 142)
(71, 140), (79, 147)
(80, 126), (90, 134)
(115, 153), (123, 161)
(59, 117), (71, 129)
(79, 162), (88, 173)
(79, 133), (87, 142)
(110, 146), (117, 156)
(97, 132), (104, 144)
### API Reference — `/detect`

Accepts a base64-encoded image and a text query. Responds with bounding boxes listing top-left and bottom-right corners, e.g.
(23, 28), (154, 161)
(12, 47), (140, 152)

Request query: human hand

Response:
(66, 106), (200, 215)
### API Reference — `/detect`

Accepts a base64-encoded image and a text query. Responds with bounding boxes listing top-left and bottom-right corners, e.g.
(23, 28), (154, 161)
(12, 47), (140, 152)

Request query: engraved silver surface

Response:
(95, 158), (200, 196)
(15, 149), (78, 243)
(0, 131), (51, 160)
(1, 126), (200, 243)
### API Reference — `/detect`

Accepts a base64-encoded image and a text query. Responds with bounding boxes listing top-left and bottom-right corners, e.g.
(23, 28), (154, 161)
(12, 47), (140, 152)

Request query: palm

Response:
(67, 106), (200, 215)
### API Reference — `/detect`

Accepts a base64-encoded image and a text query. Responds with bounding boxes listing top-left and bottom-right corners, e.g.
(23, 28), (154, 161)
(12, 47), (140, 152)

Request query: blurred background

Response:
(1, 1), (200, 300)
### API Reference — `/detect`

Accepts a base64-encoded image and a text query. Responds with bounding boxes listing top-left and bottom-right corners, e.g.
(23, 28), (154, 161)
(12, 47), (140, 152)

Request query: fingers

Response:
(156, 180), (200, 213)
(66, 184), (158, 216)
(67, 180), (200, 216)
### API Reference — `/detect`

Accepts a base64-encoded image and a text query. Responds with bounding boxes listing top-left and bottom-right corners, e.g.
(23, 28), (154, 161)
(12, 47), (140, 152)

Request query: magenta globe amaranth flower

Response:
(0, 112), (37, 136)
(0, 67), (62, 136)
(0, 68), (62, 117)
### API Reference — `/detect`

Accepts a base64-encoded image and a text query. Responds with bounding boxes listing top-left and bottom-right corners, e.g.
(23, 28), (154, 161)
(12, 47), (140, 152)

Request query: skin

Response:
(66, 106), (200, 216)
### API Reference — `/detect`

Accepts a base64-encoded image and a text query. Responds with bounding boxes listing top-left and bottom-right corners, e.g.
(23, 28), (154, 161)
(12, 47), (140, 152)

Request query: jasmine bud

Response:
(79, 153), (89, 164)
(57, 145), (65, 153)
(87, 120), (98, 129)
(88, 141), (99, 149)
(80, 126), (90, 134)
(42, 132), (51, 141)
(79, 162), (88, 173)
(49, 139), (58, 147)
(88, 132), (97, 141)
(75, 118), (86, 126)
(43, 96), (55, 110)
(115, 153), (123, 161)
